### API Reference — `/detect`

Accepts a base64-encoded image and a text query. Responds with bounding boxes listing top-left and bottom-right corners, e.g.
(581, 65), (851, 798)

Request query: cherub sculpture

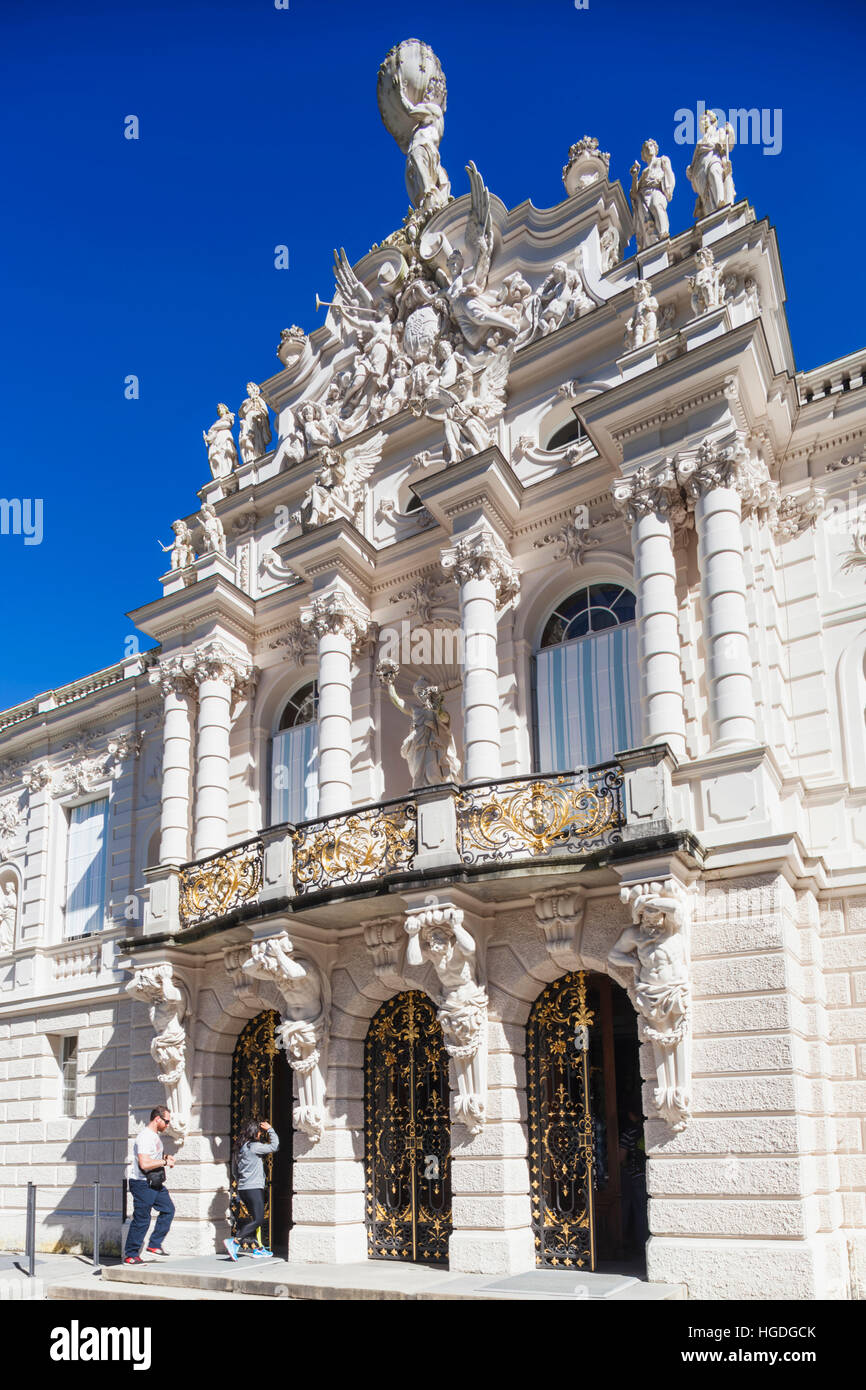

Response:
(199, 502), (226, 556)
(624, 280), (659, 350)
(238, 382), (272, 465)
(203, 403), (239, 480)
(378, 659), (461, 786)
(328, 249), (395, 420)
(688, 247), (725, 317)
(630, 139), (676, 250)
(425, 340), (509, 463)
(159, 519), (195, 571)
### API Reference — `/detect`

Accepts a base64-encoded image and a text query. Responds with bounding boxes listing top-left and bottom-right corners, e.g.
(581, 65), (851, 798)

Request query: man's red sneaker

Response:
(124, 1255), (143, 1265)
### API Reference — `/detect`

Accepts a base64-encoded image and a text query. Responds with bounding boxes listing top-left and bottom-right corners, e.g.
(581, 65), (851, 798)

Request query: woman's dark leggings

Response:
(236, 1188), (266, 1247)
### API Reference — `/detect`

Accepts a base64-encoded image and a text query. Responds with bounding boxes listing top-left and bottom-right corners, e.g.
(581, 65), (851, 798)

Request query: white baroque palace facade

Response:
(1, 42), (865, 1300)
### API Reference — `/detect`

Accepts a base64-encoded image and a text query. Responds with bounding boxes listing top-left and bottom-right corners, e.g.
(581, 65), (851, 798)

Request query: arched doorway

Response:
(526, 971), (644, 1271)
(230, 1010), (294, 1257)
(364, 991), (452, 1266)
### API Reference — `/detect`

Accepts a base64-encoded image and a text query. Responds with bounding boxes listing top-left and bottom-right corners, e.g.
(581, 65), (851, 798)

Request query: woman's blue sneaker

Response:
(223, 1237), (240, 1262)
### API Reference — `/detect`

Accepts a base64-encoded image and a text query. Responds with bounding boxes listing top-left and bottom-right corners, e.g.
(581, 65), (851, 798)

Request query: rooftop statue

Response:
(434, 162), (518, 353)
(377, 39), (451, 218)
(238, 382), (272, 465)
(686, 110), (736, 220)
(630, 139), (675, 250)
(203, 403), (239, 480)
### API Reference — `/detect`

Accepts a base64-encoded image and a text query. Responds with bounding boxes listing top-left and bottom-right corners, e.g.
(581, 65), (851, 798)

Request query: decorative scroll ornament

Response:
(562, 135), (611, 195)
(55, 730), (142, 796)
(21, 763), (52, 794)
(457, 767), (624, 865)
(533, 887), (586, 971)
(0, 798), (25, 853)
(268, 618), (316, 664)
(533, 506), (604, 565)
(610, 878), (692, 1131)
(241, 931), (329, 1143)
(441, 524), (520, 607)
(774, 489), (824, 541)
(178, 840), (264, 929)
(189, 641), (254, 700)
(126, 963), (192, 1142)
(292, 803), (417, 894)
(405, 903), (488, 1134)
(363, 914), (412, 991)
(612, 461), (680, 522)
(676, 433), (750, 498)
(149, 655), (196, 700)
(300, 587), (374, 650)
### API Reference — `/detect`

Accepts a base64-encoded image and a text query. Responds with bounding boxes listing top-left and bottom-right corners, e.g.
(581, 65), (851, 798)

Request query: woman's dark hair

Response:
(233, 1118), (262, 1161)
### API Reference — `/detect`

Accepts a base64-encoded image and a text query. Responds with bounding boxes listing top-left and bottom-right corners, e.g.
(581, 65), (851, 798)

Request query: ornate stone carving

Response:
(533, 888), (586, 971)
(441, 525), (520, 607)
(54, 731), (142, 796)
(277, 325), (308, 370)
(378, 661), (461, 786)
(160, 520), (195, 572)
(362, 914), (410, 992)
(431, 163), (518, 352)
(404, 903), (488, 1134)
(238, 383), (272, 465)
(395, 572), (453, 624)
(624, 280), (659, 350)
(377, 40), (451, 218)
(269, 618), (316, 664)
(610, 879), (692, 1131)
(203, 404), (239, 480)
(189, 641), (254, 696)
(300, 588), (374, 649)
(562, 135), (610, 194)
(537, 259), (592, 335)
(774, 489), (824, 541)
(21, 763), (52, 794)
(688, 247), (726, 317)
(533, 505), (608, 564)
(149, 655), (196, 700)
(599, 225), (620, 273)
(0, 875), (18, 955)
(423, 341), (510, 463)
(198, 502), (226, 556)
(241, 931), (329, 1143)
(612, 461), (680, 522)
(126, 963), (192, 1142)
(293, 433), (385, 532)
(676, 434), (751, 499)
(630, 140), (675, 250)
(686, 110), (736, 219)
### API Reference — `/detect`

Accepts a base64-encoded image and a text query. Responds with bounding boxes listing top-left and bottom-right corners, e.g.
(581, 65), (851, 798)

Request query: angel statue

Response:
(323, 248), (396, 422)
(377, 659), (461, 787)
(425, 339), (509, 463)
(199, 501), (226, 556)
(159, 519), (195, 571)
(686, 110), (736, 220)
(630, 139), (676, 250)
(238, 382), (272, 465)
(203, 403), (239, 480)
(435, 163), (518, 353)
(294, 433), (385, 532)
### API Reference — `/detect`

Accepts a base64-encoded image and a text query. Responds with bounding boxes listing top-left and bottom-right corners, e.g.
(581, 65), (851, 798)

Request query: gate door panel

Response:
(230, 1009), (293, 1257)
(527, 971), (596, 1269)
(365, 990), (451, 1266)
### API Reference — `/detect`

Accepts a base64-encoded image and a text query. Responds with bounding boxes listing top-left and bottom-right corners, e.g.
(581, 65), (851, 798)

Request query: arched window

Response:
(269, 681), (318, 825)
(546, 417), (588, 452)
(535, 584), (640, 771)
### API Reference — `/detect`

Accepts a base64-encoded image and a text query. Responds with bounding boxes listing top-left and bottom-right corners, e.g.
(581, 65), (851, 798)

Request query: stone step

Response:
(47, 1279), (277, 1302)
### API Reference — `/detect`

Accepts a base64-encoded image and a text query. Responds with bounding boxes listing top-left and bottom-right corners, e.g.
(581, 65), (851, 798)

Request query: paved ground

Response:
(0, 1250), (683, 1301)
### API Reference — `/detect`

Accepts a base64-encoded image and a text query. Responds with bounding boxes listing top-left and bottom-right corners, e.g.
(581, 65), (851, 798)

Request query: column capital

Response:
(189, 640), (254, 694)
(300, 586), (373, 649)
(149, 654), (196, 699)
(441, 524), (520, 606)
(611, 461), (681, 523)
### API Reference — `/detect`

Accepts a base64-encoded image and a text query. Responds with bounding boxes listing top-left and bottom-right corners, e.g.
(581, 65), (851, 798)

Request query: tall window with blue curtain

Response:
(270, 682), (319, 825)
(535, 584), (640, 773)
(65, 797), (109, 936)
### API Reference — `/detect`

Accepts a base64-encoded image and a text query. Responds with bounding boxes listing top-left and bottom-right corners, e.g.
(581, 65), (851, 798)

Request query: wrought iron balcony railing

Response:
(170, 753), (666, 932)
(455, 764), (625, 866)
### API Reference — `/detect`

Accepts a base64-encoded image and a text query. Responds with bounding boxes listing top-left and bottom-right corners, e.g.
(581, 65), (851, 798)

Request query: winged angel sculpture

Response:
(434, 162), (519, 353)
(293, 432), (386, 532)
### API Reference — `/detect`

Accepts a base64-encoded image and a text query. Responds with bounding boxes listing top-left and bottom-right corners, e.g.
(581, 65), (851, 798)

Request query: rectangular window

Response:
(535, 625), (640, 773)
(270, 726), (319, 825)
(65, 797), (109, 937)
(61, 1036), (78, 1118)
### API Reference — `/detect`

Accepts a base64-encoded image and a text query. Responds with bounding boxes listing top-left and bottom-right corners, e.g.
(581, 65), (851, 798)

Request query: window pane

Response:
(65, 799), (108, 937)
(61, 1037), (78, 1118)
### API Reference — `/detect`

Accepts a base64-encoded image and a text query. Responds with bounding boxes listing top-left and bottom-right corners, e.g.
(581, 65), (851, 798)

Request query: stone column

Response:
(149, 658), (196, 866)
(442, 524), (519, 785)
(191, 643), (254, 860)
(612, 464), (687, 758)
(300, 587), (373, 819)
(678, 438), (758, 749)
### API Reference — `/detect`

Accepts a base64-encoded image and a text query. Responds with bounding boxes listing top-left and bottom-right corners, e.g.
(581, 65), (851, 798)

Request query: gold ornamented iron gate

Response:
(229, 1009), (293, 1256)
(364, 991), (452, 1266)
(527, 971), (596, 1269)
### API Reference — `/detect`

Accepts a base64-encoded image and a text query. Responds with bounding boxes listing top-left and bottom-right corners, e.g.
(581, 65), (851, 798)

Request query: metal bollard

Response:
(26, 1181), (36, 1278)
(92, 1182), (101, 1273)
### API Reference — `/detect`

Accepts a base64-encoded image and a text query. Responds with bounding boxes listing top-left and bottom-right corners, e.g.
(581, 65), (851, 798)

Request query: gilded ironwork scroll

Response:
(179, 839), (263, 928)
(293, 803), (416, 895)
(456, 765), (624, 866)
(526, 971), (596, 1269)
(364, 991), (452, 1266)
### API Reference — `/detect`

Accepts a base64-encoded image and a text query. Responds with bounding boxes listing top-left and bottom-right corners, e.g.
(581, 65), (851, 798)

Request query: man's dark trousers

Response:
(126, 1178), (175, 1255)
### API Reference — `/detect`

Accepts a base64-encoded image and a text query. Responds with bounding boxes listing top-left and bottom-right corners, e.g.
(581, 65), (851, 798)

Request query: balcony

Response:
(150, 746), (679, 937)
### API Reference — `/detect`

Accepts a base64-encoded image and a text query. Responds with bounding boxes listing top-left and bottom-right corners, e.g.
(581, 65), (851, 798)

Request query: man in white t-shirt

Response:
(124, 1105), (176, 1264)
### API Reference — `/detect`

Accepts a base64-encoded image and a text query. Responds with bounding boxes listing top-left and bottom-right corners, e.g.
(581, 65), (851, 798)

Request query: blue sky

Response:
(1, 0), (863, 712)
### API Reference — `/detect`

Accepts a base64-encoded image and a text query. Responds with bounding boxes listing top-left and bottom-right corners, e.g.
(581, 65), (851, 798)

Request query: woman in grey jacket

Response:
(225, 1119), (279, 1260)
